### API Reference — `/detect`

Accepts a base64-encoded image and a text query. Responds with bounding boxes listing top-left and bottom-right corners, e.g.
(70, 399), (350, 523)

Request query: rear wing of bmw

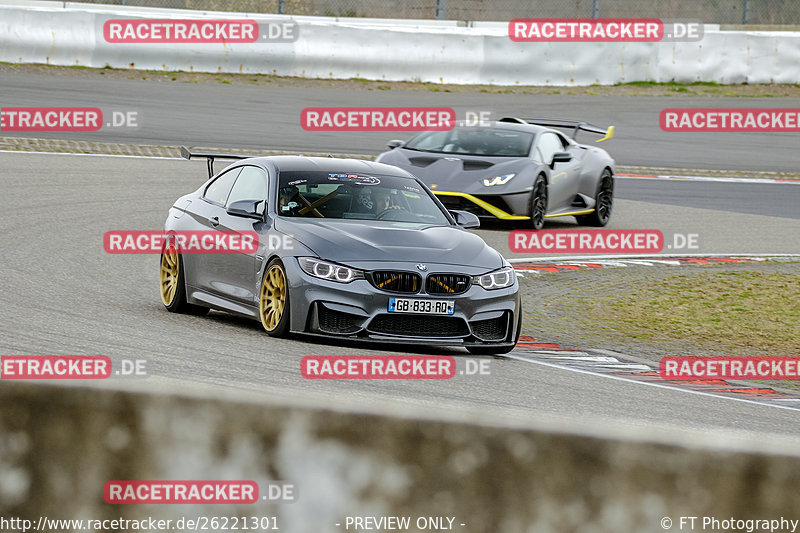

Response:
(498, 117), (615, 143)
(180, 146), (255, 179)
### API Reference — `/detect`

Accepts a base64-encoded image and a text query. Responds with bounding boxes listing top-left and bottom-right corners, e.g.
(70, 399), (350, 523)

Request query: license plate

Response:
(388, 298), (455, 315)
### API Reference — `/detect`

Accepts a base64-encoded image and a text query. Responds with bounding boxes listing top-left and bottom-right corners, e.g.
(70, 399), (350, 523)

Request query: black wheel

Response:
(259, 258), (291, 337)
(528, 175), (548, 230)
(160, 239), (209, 315)
(576, 169), (613, 227)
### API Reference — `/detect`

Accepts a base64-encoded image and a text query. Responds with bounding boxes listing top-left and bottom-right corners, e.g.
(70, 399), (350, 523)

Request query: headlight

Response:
(473, 266), (516, 290)
(482, 173), (515, 187)
(298, 257), (364, 283)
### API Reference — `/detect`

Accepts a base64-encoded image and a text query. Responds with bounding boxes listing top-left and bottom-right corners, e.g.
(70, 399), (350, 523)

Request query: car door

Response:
(535, 132), (582, 212)
(181, 165), (242, 293)
(207, 165), (270, 306)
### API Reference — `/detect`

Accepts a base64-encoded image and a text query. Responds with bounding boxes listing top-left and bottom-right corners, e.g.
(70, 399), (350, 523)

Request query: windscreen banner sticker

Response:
(327, 174), (381, 185)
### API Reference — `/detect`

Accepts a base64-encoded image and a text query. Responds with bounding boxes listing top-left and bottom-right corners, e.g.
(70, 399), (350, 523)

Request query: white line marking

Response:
(543, 356), (621, 362)
(0, 149), (178, 160)
(516, 350), (588, 355)
(618, 174), (800, 185)
(594, 363), (653, 370)
(509, 254), (799, 263)
(616, 260), (659, 266)
(501, 352), (800, 413)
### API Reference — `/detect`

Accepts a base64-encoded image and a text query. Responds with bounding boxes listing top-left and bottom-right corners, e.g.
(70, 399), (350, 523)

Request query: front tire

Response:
(259, 258), (290, 337)
(528, 175), (548, 230)
(576, 169), (613, 227)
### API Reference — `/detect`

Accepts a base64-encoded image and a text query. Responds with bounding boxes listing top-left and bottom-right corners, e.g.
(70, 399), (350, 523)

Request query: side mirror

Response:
(450, 210), (480, 229)
(227, 199), (264, 220)
(387, 139), (405, 149)
(551, 152), (572, 166)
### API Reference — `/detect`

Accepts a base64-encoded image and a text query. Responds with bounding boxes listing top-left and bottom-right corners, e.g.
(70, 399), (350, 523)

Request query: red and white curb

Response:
(506, 336), (800, 411)
(511, 254), (800, 274)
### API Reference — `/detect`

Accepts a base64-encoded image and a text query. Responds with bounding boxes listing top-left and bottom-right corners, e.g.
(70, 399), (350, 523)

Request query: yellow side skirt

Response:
(433, 191), (531, 220)
(433, 191), (595, 221)
(544, 208), (595, 218)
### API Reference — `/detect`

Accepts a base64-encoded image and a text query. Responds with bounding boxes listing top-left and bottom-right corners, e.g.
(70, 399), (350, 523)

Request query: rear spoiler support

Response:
(498, 117), (614, 142)
(180, 146), (255, 179)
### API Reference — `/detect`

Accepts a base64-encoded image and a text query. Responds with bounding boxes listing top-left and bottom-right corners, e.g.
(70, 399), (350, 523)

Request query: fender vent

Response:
(408, 157), (439, 167)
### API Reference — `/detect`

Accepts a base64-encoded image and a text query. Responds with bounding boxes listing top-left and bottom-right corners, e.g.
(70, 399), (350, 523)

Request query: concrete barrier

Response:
(1, 1), (799, 85)
(1, 381), (800, 532)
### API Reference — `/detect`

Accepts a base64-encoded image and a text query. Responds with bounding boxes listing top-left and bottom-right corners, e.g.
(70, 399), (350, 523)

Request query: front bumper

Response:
(285, 259), (521, 348)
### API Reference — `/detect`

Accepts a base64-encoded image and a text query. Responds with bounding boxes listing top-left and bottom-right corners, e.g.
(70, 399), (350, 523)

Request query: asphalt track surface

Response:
(2, 150), (800, 447)
(2, 71), (800, 444)
(3, 71), (800, 171)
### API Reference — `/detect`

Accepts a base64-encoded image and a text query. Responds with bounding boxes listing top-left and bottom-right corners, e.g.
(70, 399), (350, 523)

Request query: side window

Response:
(226, 166), (269, 210)
(204, 167), (242, 205)
(536, 133), (564, 165)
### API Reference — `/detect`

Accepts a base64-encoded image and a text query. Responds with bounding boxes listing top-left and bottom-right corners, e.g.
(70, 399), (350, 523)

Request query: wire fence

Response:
(74, 0), (800, 24)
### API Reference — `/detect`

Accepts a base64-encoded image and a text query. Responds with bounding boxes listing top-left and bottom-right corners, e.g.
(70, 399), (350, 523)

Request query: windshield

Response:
(277, 171), (450, 224)
(405, 127), (534, 157)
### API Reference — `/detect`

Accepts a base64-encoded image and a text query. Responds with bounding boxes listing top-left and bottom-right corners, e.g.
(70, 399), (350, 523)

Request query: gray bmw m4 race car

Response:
(376, 118), (616, 229)
(160, 149), (521, 354)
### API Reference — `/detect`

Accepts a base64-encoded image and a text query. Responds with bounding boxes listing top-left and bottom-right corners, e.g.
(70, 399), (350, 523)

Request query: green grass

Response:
(592, 271), (800, 353)
(616, 80), (725, 87)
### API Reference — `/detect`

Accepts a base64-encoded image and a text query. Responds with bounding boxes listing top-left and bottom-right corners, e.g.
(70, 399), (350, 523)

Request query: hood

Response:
(275, 218), (503, 269)
(377, 149), (529, 194)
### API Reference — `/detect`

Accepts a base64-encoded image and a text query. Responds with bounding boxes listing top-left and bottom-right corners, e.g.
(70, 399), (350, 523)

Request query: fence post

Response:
(742, 0), (749, 24)
(436, 0), (446, 19)
(592, 0), (599, 18)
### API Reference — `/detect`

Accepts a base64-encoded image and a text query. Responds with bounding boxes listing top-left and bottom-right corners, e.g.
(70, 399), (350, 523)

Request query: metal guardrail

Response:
(71, 0), (799, 24)
(5, 3), (800, 86)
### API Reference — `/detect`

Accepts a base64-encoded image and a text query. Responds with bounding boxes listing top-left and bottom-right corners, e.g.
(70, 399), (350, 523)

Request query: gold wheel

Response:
(160, 243), (179, 306)
(260, 264), (287, 332)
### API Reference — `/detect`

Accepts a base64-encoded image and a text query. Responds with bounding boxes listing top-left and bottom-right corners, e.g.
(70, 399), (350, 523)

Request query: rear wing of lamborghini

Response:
(498, 117), (615, 143)
(180, 146), (255, 179)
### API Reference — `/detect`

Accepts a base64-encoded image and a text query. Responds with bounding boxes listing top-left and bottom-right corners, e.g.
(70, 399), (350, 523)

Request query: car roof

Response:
(245, 155), (415, 177)
(444, 120), (551, 134)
